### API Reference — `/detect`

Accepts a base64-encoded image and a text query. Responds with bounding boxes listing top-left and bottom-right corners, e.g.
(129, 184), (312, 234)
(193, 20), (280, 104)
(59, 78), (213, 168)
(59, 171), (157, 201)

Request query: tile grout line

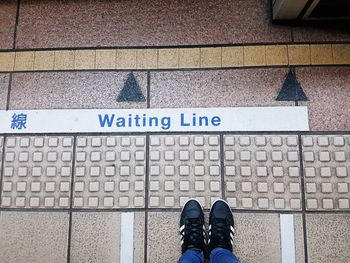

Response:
(2, 41), (348, 53)
(0, 136), (7, 207)
(298, 134), (309, 263)
(66, 135), (77, 263)
(220, 134), (226, 200)
(0, 206), (349, 214)
(143, 134), (150, 263)
(146, 71), (150, 108)
(2, 131), (350, 137)
(12, 0), (21, 50)
(5, 73), (13, 110)
(1, 63), (350, 75)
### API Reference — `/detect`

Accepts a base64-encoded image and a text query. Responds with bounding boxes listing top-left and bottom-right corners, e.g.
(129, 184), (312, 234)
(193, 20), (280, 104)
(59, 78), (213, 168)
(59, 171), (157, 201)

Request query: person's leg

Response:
(209, 247), (240, 263)
(208, 200), (237, 262)
(178, 248), (204, 263)
(178, 199), (206, 263)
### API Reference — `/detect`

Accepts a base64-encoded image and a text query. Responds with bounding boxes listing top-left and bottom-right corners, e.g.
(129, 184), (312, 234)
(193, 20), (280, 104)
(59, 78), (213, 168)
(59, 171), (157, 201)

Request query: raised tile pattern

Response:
(149, 135), (221, 208)
(302, 136), (350, 210)
(1, 136), (73, 208)
(224, 135), (301, 210)
(73, 136), (146, 208)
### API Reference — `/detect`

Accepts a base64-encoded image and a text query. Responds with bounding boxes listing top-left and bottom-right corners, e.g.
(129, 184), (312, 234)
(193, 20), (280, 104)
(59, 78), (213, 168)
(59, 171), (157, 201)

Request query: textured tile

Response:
(298, 67), (350, 131)
(0, 212), (69, 263)
(96, 49), (116, 69)
(266, 45), (288, 66)
(9, 72), (147, 109)
(149, 135), (221, 208)
(332, 44), (350, 64)
(0, 74), (9, 109)
(75, 50), (95, 70)
(310, 45), (333, 65)
(150, 69), (293, 108)
(224, 135), (301, 210)
(243, 46), (266, 66)
(54, 50), (75, 70)
(0, 52), (15, 71)
(222, 47), (244, 67)
(116, 49), (137, 69)
(0, 1), (17, 49)
(306, 214), (350, 262)
(288, 45), (311, 65)
(34, 51), (55, 70)
(200, 47), (222, 68)
(73, 136), (146, 208)
(71, 212), (144, 263)
(14, 52), (35, 71)
(158, 48), (179, 69)
(15, 0), (290, 49)
(302, 135), (350, 210)
(137, 49), (158, 69)
(234, 213), (304, 263)
(1, 136), (73, 208)
(178, 48), (200, 68)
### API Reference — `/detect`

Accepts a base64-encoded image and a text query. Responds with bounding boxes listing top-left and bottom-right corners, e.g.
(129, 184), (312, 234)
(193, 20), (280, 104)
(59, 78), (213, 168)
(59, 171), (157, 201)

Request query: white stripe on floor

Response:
(120, 212), (134, 263)
(280, 214), (296, 263)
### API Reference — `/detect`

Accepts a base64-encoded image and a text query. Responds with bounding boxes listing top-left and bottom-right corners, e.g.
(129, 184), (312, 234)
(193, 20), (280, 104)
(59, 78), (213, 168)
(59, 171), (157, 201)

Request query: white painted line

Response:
(0, 106), (309, 133)
(120, 212), (134, 263)
(280, 214), (296, 263)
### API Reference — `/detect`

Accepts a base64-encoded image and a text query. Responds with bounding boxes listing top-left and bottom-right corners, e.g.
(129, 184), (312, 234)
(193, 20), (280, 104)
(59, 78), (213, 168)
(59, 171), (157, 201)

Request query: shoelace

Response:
(210, 218), (231, 247)
(181, 218), (204, 248)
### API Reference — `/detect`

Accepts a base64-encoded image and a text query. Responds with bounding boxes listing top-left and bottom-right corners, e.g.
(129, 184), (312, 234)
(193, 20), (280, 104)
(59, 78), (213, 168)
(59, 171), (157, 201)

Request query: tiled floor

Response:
(0, 134), (349, 263)
(1, 0), (350, 262)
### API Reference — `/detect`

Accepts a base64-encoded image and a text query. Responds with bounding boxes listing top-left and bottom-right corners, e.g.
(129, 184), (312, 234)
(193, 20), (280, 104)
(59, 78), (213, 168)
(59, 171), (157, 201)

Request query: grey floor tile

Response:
(1, 136), (74, 208)
(147, 212), (181, 262)
(9, 72), (147, 109)
(0, 211), (69, 263)
(150, 69), (294, 108)
(234, 213), (304, 263)
(306, 214), (350, 263)
(224, 135), (301, 210)
(15, 0), (290, 49)
(70, 212), (144, 263)
(73, 136), (146, 208)
(298, 67), (350, 131)
(302, 135), (350, 210)
(0, 74), (9, 109)
(149, 135), (221, 208)
(0, 1), (17, 49)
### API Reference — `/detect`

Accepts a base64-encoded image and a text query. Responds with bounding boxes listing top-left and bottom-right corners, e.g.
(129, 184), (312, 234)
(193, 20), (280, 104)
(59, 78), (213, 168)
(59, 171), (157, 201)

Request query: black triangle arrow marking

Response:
(276, 68), (308, 101)
(117, 72), (146, 102)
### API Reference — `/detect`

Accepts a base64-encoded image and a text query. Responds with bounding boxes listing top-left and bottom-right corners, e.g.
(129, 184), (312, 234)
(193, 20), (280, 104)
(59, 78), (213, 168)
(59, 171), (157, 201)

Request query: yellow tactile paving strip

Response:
(0, 44), (349, 72)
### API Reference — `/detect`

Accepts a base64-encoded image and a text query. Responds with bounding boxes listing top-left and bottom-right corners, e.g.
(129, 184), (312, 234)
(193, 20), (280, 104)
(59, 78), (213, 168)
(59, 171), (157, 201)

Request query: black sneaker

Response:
(208, 199), (235, 253)
(179, 199), (206, 254)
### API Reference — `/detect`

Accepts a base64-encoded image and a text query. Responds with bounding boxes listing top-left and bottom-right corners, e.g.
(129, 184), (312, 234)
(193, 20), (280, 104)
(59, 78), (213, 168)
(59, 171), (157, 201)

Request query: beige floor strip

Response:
(0, 43), (349, 72)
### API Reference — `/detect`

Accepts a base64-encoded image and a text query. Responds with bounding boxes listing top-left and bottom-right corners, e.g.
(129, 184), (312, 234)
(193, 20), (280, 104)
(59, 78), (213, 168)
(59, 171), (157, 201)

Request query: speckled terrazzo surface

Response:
(9, 72), (147, 109)
(15, 0), (292, 48)
(0, 0), (17, 49)
(150, 68), (294, 108)
(0, 74), (9, 109)
(298, 67), (350, 131)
